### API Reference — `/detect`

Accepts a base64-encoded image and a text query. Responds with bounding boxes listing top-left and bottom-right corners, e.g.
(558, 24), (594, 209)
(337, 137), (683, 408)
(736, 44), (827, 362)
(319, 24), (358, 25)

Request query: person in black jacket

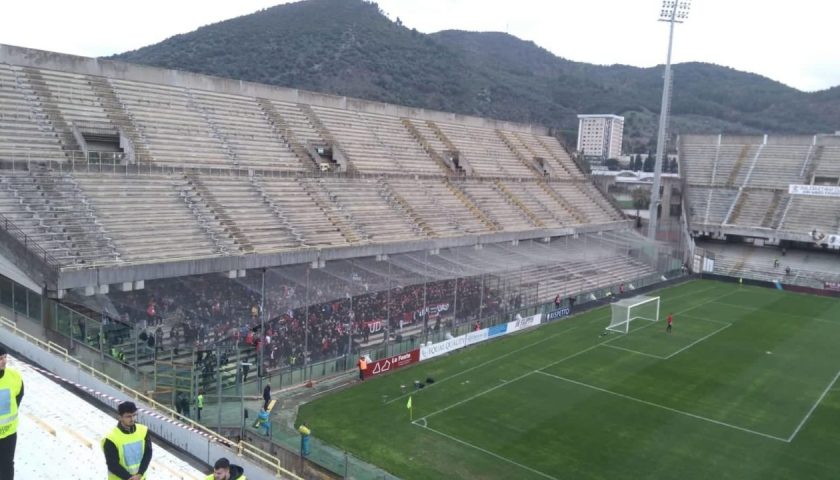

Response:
(102, 401), (152, 480)
(206, 457), (246, 480)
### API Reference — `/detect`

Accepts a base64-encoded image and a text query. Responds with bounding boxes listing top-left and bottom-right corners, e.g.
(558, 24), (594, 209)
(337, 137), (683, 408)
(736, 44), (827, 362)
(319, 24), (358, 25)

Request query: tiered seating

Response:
(300, 177), (422, 243)
(73, 173), (221, 262)
(549, 183), (621, 224)
(500, 181), (579, 227)
(746, 144), (810, 188)
(188, 89), (305, 171)
(0, 170), (118, 264)
(29, 68), (111, 128)
(255, 177), (350, 247)
(267, 101), (324, 147)
(679, 139), (718, 185)
(812, 144), (840, 178)
(357, 111), (442, 174)
(457, 181), (536, 231)
(699, 241), (840, 285)
(729, 189), (776, 228)
(507, 131), (584, 179)
(436, 122), (535, 177)
(382, 178), (491, 236)
(0, 64), (66, 162)
(188, 176), (301, 252)
(110, 79), (232, 168)
(519, 256), (657, 304)
(780, 195), (840, 234)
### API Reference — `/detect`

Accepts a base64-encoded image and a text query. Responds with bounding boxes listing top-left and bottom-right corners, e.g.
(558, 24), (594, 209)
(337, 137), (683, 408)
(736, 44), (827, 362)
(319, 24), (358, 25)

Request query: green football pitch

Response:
(297, 280), (840, 479)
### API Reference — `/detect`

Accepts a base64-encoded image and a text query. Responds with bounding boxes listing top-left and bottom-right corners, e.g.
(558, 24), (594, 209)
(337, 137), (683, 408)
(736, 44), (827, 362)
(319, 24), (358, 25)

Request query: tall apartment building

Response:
(576, 114), (624, 159)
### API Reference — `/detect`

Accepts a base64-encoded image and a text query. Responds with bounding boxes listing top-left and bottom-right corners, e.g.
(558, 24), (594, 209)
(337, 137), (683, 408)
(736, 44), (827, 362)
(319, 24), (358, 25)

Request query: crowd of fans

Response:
(106, 267), (512, 373)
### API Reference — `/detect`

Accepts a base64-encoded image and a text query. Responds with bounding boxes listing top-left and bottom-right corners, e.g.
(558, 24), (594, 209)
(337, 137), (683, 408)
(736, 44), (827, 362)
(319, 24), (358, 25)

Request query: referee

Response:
(0, 345), (24, 480)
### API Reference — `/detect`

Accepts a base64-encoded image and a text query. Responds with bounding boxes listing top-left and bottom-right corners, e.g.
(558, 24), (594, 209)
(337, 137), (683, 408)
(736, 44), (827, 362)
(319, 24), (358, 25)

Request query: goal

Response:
(607, 296), (660, 334)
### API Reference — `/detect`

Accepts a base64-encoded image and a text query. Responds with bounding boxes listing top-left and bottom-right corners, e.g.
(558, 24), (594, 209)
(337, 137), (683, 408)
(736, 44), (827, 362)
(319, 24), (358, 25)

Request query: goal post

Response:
(607, 296), (660, 334)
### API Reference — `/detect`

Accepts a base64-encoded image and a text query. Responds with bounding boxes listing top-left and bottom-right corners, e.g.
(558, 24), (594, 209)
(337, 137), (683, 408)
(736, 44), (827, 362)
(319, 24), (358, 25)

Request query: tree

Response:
(643, 155), (654, 172)
(605, 158), (620, 171)
(669, 157), (679, 173)
(631, 188), (651, 215)
(633, 154), (643, 171)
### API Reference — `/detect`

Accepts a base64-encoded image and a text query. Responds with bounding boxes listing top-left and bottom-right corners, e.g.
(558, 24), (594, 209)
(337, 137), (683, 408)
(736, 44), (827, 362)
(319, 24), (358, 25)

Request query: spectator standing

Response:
(356, 356), (367, 381)
(298, 422), (311, 457)
(262, 383), (271, 411)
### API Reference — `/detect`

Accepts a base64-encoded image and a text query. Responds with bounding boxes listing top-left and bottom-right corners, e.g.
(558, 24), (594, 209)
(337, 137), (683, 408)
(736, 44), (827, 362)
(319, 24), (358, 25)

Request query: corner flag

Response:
(407, 396), (413, 420)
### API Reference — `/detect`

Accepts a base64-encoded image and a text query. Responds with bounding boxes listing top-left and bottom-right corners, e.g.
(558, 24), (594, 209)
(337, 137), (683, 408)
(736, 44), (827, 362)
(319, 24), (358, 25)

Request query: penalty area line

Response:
(413, 421), (559, 480)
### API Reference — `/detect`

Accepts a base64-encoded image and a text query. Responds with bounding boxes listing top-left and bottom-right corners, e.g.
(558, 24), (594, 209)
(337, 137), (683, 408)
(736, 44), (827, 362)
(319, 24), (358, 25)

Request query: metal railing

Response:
(0, 314), (303, 480)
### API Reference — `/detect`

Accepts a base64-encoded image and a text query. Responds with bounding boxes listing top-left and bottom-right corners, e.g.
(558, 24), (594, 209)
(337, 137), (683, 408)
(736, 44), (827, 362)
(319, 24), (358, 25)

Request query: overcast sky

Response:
(1, 0), (837, 92)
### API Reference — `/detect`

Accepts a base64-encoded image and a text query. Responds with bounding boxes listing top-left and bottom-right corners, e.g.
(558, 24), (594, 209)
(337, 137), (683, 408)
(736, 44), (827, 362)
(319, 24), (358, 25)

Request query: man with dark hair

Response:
(206, 457), (246, 480)
(102, 401), (153, 480)
(262, 382), (271, 411)
(0, 345), (24, 480)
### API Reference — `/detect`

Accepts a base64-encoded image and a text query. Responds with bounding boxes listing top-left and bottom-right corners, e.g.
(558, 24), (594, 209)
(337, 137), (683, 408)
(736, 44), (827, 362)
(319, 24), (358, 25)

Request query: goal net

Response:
(607, 296), (660, 334)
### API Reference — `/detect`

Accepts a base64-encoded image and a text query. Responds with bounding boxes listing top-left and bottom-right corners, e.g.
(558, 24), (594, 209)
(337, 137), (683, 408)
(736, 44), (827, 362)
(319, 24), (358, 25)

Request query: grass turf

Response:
(297, 280), (840, 479)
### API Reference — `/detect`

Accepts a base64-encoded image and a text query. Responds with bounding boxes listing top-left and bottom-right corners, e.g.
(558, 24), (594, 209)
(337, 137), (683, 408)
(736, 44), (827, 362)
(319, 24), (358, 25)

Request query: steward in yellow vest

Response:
(205, 457), (246, 479)
(102, 401), (153, 480)
(0, 345), (24, 480)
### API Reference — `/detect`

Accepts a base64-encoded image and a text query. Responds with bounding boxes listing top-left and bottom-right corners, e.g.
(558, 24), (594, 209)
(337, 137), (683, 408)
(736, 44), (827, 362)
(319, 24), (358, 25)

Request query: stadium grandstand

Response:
(0, 42), (685, 478)
(680, 133), (840, 290)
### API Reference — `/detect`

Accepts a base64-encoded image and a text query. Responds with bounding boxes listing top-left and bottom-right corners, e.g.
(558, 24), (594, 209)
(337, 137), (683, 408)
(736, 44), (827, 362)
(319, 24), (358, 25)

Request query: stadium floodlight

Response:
(648, 0), (691, 240)
(607, 295), (661, 334)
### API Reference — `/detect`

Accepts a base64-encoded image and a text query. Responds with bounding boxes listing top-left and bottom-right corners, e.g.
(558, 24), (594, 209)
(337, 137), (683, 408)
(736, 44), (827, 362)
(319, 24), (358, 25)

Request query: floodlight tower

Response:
(647, 0), (691, 240)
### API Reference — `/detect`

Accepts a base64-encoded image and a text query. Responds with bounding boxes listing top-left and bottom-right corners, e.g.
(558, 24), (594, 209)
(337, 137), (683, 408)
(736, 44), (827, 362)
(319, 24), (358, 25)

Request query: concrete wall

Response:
(0, 43), (546, 135)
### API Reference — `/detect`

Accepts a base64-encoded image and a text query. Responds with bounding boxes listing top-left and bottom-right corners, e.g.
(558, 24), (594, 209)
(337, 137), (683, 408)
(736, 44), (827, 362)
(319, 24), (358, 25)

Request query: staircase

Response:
(185, 175), (255, 252)
(538, 181), (586, 224)
(726, 145), (751, 186)
(87, 75), (153, 163)
(727, 190), (749, 225)
(443, 179), (498, 231)
(493, 179), (544, 227)
(248, 177), (306, 245)
(760, 190), (784, 228)
(400, 118), (452, 174)
(297, 179), (363, 244)
(297, 104), (358, 174)
(176, 181), (238, 255)
(20, 67), (81, 155)
(256, 98), (317, 169)
(495, 130), (541, 176)
(804, 145), (824, 183)
(533, 135), (579, 176)
(379, 179), (436, 237)
(186, 90), (239, 168)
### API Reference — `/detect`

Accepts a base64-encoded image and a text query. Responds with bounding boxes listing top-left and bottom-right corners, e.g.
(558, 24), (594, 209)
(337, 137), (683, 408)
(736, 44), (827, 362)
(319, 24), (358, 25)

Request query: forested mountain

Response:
(110, 0), (839, 152)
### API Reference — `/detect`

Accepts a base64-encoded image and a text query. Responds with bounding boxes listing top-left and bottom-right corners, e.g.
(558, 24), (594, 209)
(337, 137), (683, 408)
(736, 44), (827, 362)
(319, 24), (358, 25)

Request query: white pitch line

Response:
(385, 323), (584, 405)
(664, 323), (732, 359)
(414, 422), (559, 480)
(787, 366), (840, 442)
(535, 370), (788, 443)
(416, 284), (731, 419)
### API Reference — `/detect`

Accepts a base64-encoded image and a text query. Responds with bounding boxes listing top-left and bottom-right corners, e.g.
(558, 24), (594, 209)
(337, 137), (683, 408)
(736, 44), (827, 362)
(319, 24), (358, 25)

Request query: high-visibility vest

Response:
(0, 367), (22, 439)
(196, 394), (204, 409)
(102, 424), (148, 480)
(358, 359), (367, 371)
(205, 474), (247, 480)
(298, 424), (311, 436)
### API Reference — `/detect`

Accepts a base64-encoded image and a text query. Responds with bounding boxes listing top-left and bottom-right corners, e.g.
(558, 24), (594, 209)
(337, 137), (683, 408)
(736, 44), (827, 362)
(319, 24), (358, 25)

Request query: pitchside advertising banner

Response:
(506, 313), (543, 334)
(546, 306), (572, 321)
(825, 282), (840, 292)
(364, 349), (420, 378)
